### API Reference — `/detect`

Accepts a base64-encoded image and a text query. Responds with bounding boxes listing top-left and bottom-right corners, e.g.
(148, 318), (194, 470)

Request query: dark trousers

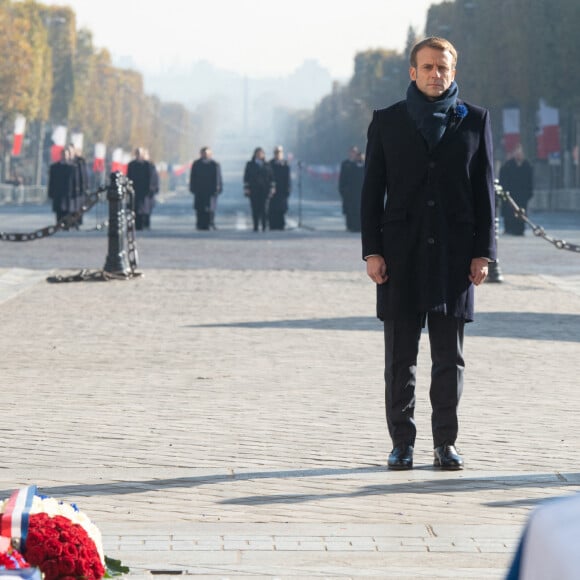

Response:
(250, 194), (267, 231)
(502, 200), (526, 235)
(196, 209), (210, 230)
(268, 209), (285, 230)
(135, 214), (151, 231)
(383, 312), (465, 448)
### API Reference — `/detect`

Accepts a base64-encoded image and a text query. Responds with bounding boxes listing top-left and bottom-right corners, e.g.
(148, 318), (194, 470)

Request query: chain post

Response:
(487, 181), (505, 283)
(103, 172), (131, 276)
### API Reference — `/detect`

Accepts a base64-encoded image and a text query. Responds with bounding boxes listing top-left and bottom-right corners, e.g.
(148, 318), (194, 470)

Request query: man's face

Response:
(410, 47), (456, 100)
(201, 149), (212, 160)
(349, 148), (358, 161)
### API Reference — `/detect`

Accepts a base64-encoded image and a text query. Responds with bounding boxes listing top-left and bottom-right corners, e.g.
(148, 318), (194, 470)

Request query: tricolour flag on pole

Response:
(50, 125), (68, 162)
(12, 115), (26, 156)
(121, 151), (131, 175)
(502, 108), (520, 155)
(71, 132), (84, 153)
(111, 148), (124, 173)
(536, 99), (561, 160)
(93, 142), (106, 172)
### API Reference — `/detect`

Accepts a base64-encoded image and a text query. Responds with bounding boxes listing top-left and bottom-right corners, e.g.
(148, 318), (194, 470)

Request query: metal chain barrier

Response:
(495, 181), (580, 253)
(0, 186), (107, 242)
(0, 172), (141, 282)
(47, 173), (141, 283)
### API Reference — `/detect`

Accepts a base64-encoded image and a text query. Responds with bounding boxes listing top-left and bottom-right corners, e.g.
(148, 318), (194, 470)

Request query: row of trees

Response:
(286, 0), (580, 175)
(281, 29), (418, 164)
(0, 0), (207, 184)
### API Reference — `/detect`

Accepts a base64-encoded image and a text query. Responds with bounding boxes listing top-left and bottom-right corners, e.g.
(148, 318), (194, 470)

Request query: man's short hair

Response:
(409, 37), (458, 69)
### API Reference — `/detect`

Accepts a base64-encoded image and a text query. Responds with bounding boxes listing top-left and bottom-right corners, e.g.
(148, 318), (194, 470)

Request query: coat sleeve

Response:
(243, 162), (251, 191)
(360, 111), (387, 260)
(216, 163), (223, 194)
(47, 164), (56, 200)
(286, 164), (291, 196)
(338, 161), (346, 197)
(189, 162), (196, 194)
(149, 162), (160, 195)
(471, 110), (497, 261)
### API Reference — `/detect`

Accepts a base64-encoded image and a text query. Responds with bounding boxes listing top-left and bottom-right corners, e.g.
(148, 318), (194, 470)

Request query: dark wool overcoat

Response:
(361, 99), (496, 322)
(269, 159), (291, 213)
(244, 160), (273, 200)
(47, 161), (75, 213)
(189, 159), (222, 211)
(128, 160), (159, 215)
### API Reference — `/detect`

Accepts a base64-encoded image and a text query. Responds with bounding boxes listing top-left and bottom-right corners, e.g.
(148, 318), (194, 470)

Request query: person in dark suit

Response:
(66, 144), (89, 227)
(499, 145), (533, 236)
(268, 146), (291, 230)
(244, 147), (274, 232)
(339, 146), (363, 232)
(127, 147), (158, 231)
(189, 147), (223, 231)
(361, 37), (496, 471)
(47, 147), (76, 223)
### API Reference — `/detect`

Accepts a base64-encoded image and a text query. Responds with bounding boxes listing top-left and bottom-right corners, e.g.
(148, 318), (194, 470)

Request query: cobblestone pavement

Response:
(1, 195), (579, 578)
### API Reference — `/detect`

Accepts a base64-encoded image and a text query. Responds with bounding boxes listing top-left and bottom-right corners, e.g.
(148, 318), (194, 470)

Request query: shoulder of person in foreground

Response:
(456, 100), (490, 125)
(371, 99), (406, 121)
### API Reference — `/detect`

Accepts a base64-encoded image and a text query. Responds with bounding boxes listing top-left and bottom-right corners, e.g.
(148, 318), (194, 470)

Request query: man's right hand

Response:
(366, 255), (388, 285)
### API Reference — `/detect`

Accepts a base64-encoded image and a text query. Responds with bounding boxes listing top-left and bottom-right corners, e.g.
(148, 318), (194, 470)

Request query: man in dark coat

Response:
(48, 148), (76, 223)
(127, 148), (158, 231)
(244, 147), (274, 232)
(189, 147), (223, 231)
(268, 146), (291, 230)
(499, 144), (533, 235)
(339, 146), (363, 232)
(361, 37), (496, 471)
(67, 144), (89, 226)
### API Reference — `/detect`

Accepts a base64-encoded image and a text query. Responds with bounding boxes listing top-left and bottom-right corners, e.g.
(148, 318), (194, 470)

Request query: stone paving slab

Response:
(1, 212), (580, 577)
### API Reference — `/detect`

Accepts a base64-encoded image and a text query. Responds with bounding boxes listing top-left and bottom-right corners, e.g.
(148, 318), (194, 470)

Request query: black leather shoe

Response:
(433, 444), (464, 470)
(388, 443), (414, 470)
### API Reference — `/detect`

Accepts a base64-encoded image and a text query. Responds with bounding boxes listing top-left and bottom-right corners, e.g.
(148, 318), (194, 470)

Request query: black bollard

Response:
(103, 172), (131, 276)
(487, 182), (504, 283)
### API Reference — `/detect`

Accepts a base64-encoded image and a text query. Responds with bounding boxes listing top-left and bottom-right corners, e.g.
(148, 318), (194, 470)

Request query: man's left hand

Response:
(469, 258), (489, 286)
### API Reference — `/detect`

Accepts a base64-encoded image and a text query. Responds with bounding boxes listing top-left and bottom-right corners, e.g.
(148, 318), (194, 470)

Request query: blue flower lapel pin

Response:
(454, 104), (468, 119)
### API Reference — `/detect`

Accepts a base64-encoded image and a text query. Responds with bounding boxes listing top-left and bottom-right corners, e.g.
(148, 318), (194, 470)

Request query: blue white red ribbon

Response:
(0, 485), (37, 550)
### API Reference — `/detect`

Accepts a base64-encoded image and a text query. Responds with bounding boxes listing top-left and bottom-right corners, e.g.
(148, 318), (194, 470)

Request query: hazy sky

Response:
(47, 0), (437, 78)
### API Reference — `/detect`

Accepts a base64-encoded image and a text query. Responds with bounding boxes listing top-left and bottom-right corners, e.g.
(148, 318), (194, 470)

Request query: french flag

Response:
(536, 99), (560, 160)
(12, 115), (26, 156)
(111, 147), (124, 173)
(502, 108), (520, 155)
(50, 125), (67, 162)
(93, 142), (106, 172)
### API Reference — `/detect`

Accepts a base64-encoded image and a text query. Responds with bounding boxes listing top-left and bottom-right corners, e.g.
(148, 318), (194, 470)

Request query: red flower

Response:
(59, 557), (76, 575)
(22, 513), (105, 580)
(0, 546), (30, 569)
(42, 559), (60, 578)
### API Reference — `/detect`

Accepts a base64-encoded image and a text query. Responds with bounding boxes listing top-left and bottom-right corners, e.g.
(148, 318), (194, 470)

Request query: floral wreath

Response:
(0, 486), (128, 579)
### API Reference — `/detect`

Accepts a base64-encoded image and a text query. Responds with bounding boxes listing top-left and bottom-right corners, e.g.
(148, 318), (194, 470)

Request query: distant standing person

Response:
(67, 144), (89, 226)
(499, 144), (533, 236)
(127, 147), (159, 231)
(48, 148), (75, 223)
(189, 147), (223, 231)
(244, 147), (274, 232)
(268, 146), (291, 230)
(339, 146), (363, 232)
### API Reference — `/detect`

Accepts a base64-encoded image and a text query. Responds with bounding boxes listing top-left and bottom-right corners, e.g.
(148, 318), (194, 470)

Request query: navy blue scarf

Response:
(406, 81), (459, 149)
